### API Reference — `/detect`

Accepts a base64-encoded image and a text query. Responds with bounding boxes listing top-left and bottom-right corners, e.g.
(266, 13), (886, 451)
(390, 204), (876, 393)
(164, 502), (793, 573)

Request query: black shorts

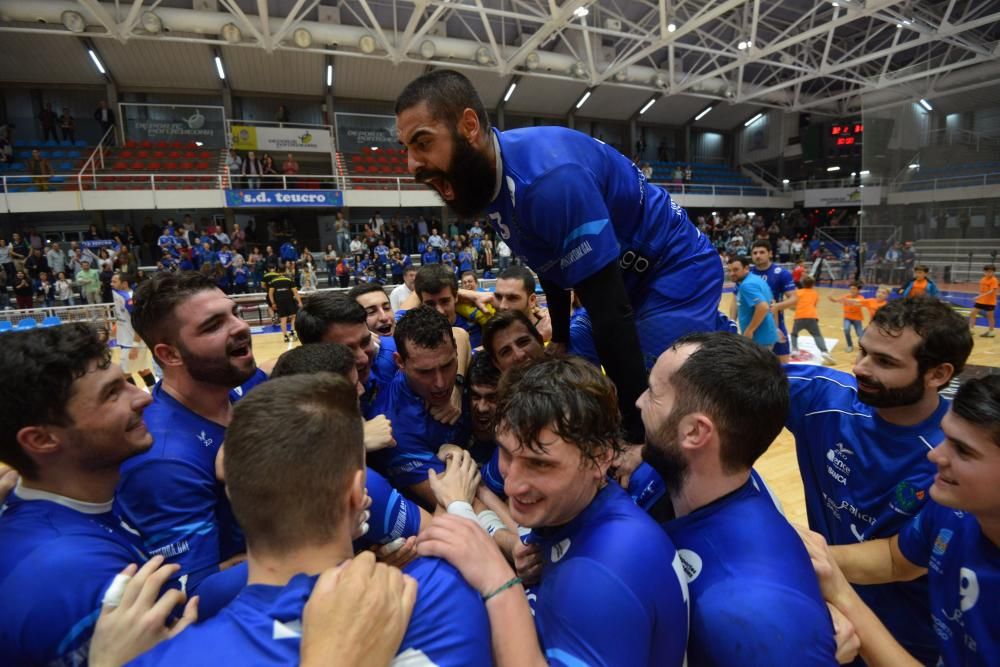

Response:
(974, 303), (995, 312)
(275, 296), (298, 317)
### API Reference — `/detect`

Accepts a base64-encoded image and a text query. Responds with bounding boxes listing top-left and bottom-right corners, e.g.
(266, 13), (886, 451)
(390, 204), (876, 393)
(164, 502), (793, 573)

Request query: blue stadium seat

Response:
(41, 316), (62, 327)
(0, 321), (12, 333)
(15, 318), (37, 330)
(74, 140), (87, 147)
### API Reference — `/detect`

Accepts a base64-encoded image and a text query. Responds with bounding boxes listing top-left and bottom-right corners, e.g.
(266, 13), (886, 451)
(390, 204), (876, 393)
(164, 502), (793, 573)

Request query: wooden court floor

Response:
(115, 286), (999, 525)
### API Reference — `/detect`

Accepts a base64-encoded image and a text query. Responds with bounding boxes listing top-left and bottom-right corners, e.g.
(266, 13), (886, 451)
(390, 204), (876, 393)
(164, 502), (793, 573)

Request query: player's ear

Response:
(459, 108), (481, 143)
(348, 467), (366, 512)
(393, 351), (404, 371)
(923, 362), (955, 392)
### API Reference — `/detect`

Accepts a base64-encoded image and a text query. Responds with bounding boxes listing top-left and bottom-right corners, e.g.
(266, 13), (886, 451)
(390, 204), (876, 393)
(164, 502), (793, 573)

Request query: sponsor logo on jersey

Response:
(677, 549), (703, 583)
(197, 430), (214, 448)
(559, 240), (593, 269)
(551, 538), (571, 563)
(932, 528), (953, 556)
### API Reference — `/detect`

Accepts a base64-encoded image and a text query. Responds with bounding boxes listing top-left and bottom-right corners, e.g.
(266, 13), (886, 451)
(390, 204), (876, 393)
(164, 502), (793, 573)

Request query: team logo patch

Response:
(890, 480), (926, 515)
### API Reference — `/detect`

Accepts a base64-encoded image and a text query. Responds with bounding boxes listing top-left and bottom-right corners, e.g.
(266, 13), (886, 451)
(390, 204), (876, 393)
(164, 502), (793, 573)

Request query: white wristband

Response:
(446, 500), (478, 522)
(477, 510), (508, 537)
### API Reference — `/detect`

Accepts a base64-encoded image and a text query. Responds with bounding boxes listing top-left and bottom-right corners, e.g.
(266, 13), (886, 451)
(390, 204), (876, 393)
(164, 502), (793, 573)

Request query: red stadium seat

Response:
(137, 150), (149, 159)
(164, 161), (177, 171)
(168, 151), (181, 159)
(113, 161), (128, 171)
(125, 139), (138, 149)
(130, 161), (144, 170)
(199, 151), (211, 160)
(147, 161), (162, 170)
(185, 151), (197, 159)
(171, 141), (184, 150)
(140, 140), (152, 149)
(156, 141), (169, 149)
(195, 161), (210, 170)
(119, 150), (134, 159)
(181, 161), (194, 170)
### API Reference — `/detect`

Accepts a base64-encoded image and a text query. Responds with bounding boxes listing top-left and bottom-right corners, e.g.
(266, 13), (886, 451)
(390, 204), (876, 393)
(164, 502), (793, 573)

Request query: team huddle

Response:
(0, 69), (997, 667)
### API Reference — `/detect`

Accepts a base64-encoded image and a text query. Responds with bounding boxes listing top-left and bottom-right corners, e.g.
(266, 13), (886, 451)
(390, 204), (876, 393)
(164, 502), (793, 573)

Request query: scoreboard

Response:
(830, 122), (863, 146)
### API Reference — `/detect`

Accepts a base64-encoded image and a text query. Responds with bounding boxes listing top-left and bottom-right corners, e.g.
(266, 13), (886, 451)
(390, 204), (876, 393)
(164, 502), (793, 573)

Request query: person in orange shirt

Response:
(969, 264), (998, 338)
(790, 275), (834, 365)
(864, 285), (891, 318)
(901, 265), (940, 298)
(829, 281), (866, 353)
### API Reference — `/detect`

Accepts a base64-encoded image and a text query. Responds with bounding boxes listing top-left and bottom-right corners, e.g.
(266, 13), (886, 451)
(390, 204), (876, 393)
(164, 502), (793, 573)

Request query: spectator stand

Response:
(1, 136), (91, 193)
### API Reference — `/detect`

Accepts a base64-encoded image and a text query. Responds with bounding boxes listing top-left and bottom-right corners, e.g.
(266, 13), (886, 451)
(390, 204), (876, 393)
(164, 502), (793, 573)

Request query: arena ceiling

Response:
(0, 0), (998, 126)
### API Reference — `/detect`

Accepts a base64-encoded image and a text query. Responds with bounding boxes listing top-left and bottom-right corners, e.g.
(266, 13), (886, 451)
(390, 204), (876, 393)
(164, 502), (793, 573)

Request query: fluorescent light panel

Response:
(504, 82), (517, 102)
(744, 112), (763, 127)
(919, 98), (933, 111)
(88, 49), (106, 74)
(326, 64), (333, 87)
(859, 170), (870, 176)
(639, 97), (656, 115)
(215, 55), (225, 80)
(694, 105), (713, 121)
(575, 90), (591, 109)
(827, 165), (841, 172)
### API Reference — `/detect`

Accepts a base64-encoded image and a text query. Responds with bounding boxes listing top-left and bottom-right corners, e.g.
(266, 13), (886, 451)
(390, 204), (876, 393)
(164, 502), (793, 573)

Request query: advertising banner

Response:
(225, 189), (343, 208)
(334, 112), (398, 153)
(120, 104), (226, 148)
(804, 186), (882, 207)
(230, 125), (332, 153)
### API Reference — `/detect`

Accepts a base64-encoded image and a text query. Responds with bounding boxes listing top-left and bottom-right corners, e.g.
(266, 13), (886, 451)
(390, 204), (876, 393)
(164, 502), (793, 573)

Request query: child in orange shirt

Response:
(828, 281), (866, 353)
(790, 275), (834, 364)
(864, 285), (890, 318)
(969, 264), (998, 338)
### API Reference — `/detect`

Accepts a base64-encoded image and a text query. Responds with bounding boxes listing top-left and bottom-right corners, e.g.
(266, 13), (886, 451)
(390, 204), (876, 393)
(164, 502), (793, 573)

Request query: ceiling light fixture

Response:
(293, 28), (312, 48)
(573, 7), (590, 18)
(359, 34), (377, 54)
(694, 105), (713, 121)
(827, 165), (841, 172)
(88, 49), (106, 75)
(140, 11), (163, 34)
(214, 55), (226, 80)
(919, 98), (933, 111)
(61, 10), (86, 33)
(639, 97), (657, 115)
(575, 90), (592, 110)
(220, 23), (242, 43)
(504, 81), (517, 103)
(326, 64), (333, 87)
(744, 112), (763, 127)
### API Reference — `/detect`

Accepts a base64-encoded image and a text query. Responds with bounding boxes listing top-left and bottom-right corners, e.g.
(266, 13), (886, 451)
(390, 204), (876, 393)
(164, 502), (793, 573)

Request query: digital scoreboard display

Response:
(830, 122), (863, 146)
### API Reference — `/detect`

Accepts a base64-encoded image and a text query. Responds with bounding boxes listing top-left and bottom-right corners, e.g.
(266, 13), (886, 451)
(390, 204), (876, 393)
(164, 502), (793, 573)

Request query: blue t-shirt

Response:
(736, 273), (778, 345)
(130, 557), (492, 667)
(452, 312), (483, 350)
(484, 127), (716, 312)
(421, 250), (439, 265)
(369, 372), (468, 489)
(662, 476), (838, 666)
(751, 263), (796, 328)
(116, 383), (245, 595)
(458, 251), (474, 272)
(897, 500), (999, 667)
(0, 490), (148, 666)
(785, 363), (943, 664)
(356, 467), (422, 548)
(520, 483), (688, 666)
(229, 367), (269, 402)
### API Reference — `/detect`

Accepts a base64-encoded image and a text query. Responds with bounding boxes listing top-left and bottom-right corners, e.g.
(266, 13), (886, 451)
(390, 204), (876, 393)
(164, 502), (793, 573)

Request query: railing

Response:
(78, 125), (116, 191)
(648, 181), (778, 198)
(740, 161), (781, 189)
(927, 127), (1000, 151)
(786, 176), (886, 189)
(890, 171), (1000, 193)
(0, 302), (114, 327)
(77, 172), (228, 191)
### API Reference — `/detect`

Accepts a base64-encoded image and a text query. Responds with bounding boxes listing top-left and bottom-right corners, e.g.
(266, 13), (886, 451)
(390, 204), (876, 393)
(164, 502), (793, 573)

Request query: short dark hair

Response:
(295, 292), (366, 344)
(915, 265), (930, 273)
(395, 69), (490, 133)
(984, 265), (996, 272)
(496, 356), (623, 467)
(271, 343), (356, 380)
(849, 280), (863, 289)
(131, 271), (218, 354)
(225, 373), (363, 556)
(394, 306), (454, 362)
(483, 310), (542, 361)
(0, 324), (110, 478)
(403, 264), (418, 276)
(952, 375), (1000, 448)
(801, 275), (816, 288)
(460, 270), (477, 283)
(414, 263), (457, 298)
(497, 265), (536, 294)
(348, 283), (388, 302)
(730, 255), (751, 268)
(750, 240), (772, 252)
(870, 296), (973, 378)
(468, 350), (501, 388)
(669, 332), (788, 472)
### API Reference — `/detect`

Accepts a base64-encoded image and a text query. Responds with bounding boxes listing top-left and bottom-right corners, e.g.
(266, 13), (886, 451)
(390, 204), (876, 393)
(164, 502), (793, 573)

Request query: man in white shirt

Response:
(390, 265), (417, 312)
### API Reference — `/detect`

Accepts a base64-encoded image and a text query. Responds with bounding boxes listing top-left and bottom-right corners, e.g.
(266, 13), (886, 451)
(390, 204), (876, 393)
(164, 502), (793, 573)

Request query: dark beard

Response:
(416, 130), (496, 218)
(178, 340), (257, 389)
(855, 372), (925, 408)
(642, 409), (690, 494)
